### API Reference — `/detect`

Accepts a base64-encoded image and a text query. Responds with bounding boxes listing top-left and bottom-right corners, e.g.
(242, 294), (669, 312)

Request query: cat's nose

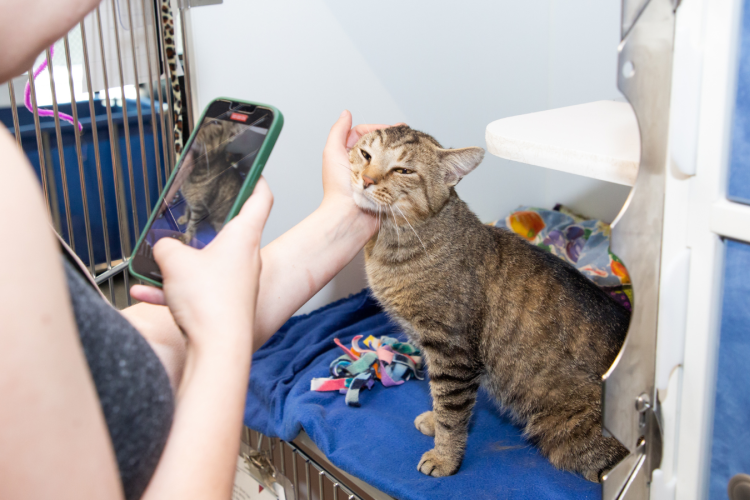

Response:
(362, 175), (376, 188)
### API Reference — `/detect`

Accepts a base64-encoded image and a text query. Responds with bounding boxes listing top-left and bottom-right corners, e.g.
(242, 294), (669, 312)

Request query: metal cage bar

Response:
(45, 47), (76, 252)
(108, 0), (140, 250)
(80, 19), (116, 302)
(63, 35), (96, 275)
(95, 4), (132, 308)
(26, 69), (51, 217)
(1, 1), (190, 308)
(7, 82), (21, 147)
(241, 429), (366, 500)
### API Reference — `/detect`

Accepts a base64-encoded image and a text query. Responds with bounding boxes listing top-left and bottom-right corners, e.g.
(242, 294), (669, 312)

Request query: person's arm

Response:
(138, 179), (273, 500)
(252, 110), (382, 345)
(0, 0), (102, 83)
(0, 126), (124, 499)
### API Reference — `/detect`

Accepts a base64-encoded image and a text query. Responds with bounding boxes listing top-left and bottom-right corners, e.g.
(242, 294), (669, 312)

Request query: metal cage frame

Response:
(4, 0), (188, 308)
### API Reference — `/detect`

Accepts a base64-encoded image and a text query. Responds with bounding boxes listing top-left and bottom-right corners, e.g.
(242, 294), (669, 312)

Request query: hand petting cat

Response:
(320, 110), (398, 239)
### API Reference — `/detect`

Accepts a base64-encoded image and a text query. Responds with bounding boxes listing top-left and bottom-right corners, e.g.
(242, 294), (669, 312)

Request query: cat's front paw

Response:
(414, 411), (435, 436)
(417, 449), (460, 477)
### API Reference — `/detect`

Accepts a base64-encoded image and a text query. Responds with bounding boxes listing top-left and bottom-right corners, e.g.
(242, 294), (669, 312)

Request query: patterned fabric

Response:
(160, 0), (184, 156)
(494, 205), (633, 311)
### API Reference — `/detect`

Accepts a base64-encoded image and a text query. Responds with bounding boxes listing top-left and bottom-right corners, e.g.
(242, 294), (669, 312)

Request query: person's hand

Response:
(130, 177), (273, 353)
(321, 110), (398, 209)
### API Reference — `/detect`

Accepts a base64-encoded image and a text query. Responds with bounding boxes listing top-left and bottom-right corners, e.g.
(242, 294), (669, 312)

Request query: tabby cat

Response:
(349, 125), (630, 481)
(177, 119), (244, 243)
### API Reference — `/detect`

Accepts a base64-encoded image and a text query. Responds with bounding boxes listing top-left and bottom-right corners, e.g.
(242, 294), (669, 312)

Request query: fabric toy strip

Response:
(310, 335), (424, 406)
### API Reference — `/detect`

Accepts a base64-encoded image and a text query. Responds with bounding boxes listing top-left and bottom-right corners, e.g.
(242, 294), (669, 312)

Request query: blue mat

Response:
(245, 290), (600, 500)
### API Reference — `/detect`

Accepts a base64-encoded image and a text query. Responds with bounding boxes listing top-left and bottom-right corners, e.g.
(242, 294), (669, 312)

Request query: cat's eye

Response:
(393, 167), (413, 175)
(360, 149), (371, 162)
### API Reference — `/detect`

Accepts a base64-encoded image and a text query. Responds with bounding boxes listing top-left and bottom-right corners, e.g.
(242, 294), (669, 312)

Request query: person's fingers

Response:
(346, 123), (392, 149)
(129, 284), (167, 306)
(324, 110), (353, 155)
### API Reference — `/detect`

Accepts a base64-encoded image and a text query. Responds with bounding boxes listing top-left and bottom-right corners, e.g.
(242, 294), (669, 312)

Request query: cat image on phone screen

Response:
(176, 119), (246, 244)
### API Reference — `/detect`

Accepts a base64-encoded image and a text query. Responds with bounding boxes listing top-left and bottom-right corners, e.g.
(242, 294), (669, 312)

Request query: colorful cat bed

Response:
(244, 206), (627, 500)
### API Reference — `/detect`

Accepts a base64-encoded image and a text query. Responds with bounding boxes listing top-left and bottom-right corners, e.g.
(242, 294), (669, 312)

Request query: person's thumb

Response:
(152, 236), (186, 270)
(219, 177), (273, 249)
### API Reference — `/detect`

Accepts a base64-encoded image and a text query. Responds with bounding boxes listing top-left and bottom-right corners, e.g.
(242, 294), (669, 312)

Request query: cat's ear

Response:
(438, 147), (485, 186)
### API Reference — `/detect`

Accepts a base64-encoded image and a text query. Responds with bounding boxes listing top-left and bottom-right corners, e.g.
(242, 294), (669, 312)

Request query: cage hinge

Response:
(637, 393), (664, 480)
(602, 394), (664, 499)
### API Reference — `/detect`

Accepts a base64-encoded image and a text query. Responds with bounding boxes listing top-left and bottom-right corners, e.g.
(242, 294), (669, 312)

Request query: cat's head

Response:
(349, 125), (484, 222)
(190, 119), (246, 169)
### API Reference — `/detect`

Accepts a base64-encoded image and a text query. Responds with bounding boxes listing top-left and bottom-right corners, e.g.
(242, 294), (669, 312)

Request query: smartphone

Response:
(129, 98), (283, 286)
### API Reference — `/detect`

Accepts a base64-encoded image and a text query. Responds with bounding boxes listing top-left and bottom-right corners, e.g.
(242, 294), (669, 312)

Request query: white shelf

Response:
(485, 100), (640, 186)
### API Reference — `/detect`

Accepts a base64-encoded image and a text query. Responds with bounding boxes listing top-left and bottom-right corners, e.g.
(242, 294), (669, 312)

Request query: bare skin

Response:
(0, 1), (389, 495)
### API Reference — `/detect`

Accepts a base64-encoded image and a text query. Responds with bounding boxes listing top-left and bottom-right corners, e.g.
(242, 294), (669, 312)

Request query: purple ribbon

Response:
(24, 44), (84, 132)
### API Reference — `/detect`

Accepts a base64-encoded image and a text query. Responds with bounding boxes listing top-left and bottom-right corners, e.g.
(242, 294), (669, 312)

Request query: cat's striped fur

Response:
(350, 126), (630, 481)
(177, 119), (244, 243)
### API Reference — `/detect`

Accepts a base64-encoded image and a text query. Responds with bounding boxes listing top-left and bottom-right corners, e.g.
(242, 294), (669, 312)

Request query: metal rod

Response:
(109, 0), (141, 240)
(333, 483), (339, 500)
(139, 0), (164, 194)
(27, 69), (51, 215)
(41, 131), (63, 235)
(177, 6), (194, 132)
(63, 35), (96, 274)
(95, 6), (130, 271)
(124, 0), (152, 216)
(7, 81), (21, 147)
(81, 19), (114, 299)
(318, 470), (324, 500)
(124, 268), (131, 306)
(155, 0), (177, 169)
(305, 460), (311, 500)
(45, 48), (76, 250)
(292, 450), (299, 500)
(279, 439), (286, 476)
(94, 260), (130, 284)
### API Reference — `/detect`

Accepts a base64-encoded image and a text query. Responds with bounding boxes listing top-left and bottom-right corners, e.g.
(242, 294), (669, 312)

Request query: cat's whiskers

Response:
(374, 205), (382, 248)
(388, 205), (400, 251)
(394, 204), (427, 253)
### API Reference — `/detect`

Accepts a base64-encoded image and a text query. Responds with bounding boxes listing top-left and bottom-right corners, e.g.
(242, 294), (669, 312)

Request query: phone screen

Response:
(131, 100), (274, 282)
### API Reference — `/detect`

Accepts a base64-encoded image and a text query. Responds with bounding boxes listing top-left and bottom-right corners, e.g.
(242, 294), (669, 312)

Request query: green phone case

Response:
(128, 97), (284, 287)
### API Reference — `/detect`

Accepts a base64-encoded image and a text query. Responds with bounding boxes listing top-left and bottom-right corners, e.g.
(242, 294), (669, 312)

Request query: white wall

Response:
(187, 0), (631, 314)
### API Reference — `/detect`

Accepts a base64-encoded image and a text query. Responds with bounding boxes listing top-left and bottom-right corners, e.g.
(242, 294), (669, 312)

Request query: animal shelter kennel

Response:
(3, 0), (750, 498)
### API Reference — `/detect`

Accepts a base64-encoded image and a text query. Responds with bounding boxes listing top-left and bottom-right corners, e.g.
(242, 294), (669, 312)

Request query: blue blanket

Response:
(245, 290), (600, 500)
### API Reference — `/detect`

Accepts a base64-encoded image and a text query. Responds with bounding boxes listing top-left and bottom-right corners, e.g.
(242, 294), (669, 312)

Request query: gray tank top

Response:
(63, 258), (174, 499)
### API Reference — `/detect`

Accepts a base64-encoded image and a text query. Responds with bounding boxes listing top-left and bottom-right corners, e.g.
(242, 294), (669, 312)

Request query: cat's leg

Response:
(177, 205), (190, 226)
(417, 356), (481, 477)
(414, 411), (435, 436)
(183, 206), (207, 244)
